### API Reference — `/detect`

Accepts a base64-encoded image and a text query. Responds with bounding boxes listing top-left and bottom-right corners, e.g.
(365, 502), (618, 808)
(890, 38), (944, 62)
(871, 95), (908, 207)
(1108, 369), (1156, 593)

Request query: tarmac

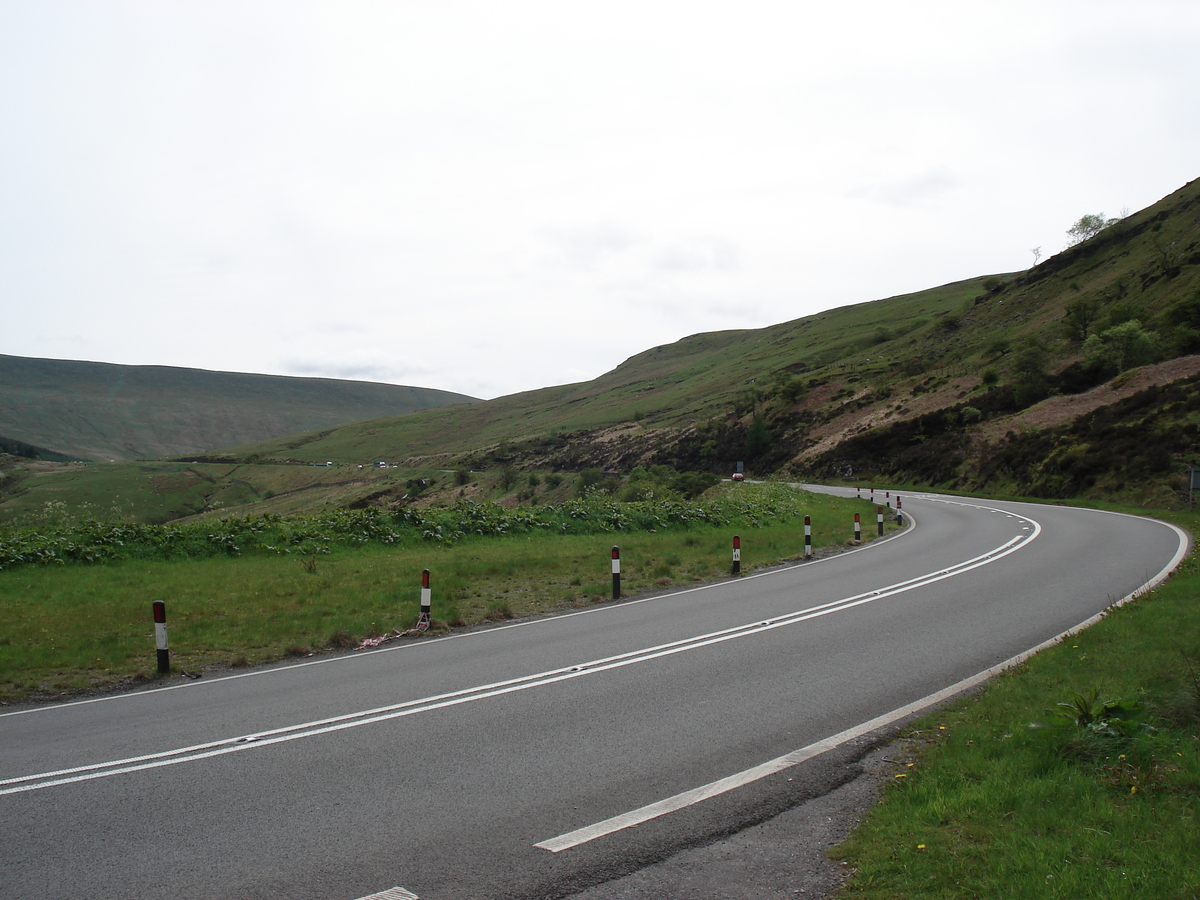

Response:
(561, 740), (912, 900)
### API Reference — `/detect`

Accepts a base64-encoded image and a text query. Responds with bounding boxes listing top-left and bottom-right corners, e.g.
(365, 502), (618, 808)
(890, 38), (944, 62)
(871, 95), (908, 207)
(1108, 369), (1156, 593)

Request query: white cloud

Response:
(2, 1), (1199, 399)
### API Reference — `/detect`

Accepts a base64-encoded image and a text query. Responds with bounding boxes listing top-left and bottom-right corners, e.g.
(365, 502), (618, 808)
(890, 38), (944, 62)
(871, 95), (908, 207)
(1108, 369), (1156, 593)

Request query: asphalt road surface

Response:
(0, 490), (1187, 899)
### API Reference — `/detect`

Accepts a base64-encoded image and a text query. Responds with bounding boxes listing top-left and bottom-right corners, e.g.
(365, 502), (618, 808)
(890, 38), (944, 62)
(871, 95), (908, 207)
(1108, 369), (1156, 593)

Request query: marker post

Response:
(152, 601), (169, 675)
(417, 569), (432, 631)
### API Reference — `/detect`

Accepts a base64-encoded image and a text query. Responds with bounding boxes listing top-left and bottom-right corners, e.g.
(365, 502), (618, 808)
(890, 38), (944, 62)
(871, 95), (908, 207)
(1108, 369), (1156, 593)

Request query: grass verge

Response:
(0, 486), (890, 703)
(830, 505), (1200, 899)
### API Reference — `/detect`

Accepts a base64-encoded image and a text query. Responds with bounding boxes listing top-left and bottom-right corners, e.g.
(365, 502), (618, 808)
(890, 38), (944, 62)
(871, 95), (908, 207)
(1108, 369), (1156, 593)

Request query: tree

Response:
(1066, 213), (1120, 247)
(1061, 296), (1100, 342)
(1010, 342), (1052, 407)
(1082, 320), (1161, 377)
(745, 414), (771, 460)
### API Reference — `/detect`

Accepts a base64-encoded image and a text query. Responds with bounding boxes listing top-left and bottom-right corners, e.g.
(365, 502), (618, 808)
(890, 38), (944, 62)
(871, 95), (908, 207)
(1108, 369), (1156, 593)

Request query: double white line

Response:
(2, 517), (1038, 798)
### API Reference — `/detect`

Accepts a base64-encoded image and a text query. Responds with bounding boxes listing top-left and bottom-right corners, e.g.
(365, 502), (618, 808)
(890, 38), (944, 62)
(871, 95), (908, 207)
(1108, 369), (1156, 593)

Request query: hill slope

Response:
(3, 176), (1199, 521)
(228, 176), (1200, 491)
(0, 355), (477, 461)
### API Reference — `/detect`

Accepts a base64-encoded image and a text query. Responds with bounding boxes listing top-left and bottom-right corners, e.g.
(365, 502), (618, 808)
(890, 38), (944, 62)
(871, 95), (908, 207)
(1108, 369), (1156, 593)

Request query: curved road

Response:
(0, 491), (1187, 899)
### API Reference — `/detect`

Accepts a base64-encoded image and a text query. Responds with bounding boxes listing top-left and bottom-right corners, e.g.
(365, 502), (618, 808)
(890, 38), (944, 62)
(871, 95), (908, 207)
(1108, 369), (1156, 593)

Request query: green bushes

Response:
(0, 482), (822, 571)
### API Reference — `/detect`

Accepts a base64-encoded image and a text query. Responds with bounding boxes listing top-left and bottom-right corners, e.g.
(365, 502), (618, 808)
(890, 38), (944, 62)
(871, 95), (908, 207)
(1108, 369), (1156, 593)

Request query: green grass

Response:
(0, 487), (887, 702)
(831, 506), (1200, 899)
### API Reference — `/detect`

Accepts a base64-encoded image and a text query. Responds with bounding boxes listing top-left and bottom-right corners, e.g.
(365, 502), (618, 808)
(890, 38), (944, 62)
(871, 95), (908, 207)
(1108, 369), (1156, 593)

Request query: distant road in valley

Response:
(0, 490), (1186, 900)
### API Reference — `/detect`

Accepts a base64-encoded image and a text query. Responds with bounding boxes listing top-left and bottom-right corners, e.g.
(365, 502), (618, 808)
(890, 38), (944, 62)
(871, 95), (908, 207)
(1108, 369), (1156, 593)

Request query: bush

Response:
(0, 483), (821, 569)
(1081, 320), (1161, 377)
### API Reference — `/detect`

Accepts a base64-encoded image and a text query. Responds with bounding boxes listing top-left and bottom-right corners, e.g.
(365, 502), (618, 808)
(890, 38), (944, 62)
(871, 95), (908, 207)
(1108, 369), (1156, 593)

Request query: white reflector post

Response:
(152, 600), (169, 675)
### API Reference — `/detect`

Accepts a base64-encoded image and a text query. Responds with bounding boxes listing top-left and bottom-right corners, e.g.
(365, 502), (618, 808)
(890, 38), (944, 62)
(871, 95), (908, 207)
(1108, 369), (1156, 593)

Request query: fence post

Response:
(611, 546), (621, 600)
(732, 535), (741, 576)
(153, 600), (169, 675)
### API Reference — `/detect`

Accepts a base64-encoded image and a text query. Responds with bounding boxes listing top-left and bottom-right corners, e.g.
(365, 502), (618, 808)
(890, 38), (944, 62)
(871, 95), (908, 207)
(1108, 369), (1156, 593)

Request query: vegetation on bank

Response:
(832, 504), (1200, 899)
(0, 483), (890, 702)
(2, 479), (816, 571)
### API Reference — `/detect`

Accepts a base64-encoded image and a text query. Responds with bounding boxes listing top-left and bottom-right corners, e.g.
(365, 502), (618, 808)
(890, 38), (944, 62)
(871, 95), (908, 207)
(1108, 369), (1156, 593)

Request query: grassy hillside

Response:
(790, 176), (1200, 503)
(215, 276), (993, 468)
(0, 355), (477, 461)
(3, 176), (1199, 523)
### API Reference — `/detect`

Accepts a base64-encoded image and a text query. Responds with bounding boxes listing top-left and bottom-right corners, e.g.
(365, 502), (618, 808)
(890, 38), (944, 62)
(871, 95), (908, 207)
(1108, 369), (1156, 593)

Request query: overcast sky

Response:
(2, 1), (1198, 400)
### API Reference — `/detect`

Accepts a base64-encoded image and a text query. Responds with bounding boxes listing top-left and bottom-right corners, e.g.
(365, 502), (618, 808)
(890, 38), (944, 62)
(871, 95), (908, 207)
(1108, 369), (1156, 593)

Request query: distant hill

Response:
(0, 356), (477, 461)
(4, 175), (1199, 522)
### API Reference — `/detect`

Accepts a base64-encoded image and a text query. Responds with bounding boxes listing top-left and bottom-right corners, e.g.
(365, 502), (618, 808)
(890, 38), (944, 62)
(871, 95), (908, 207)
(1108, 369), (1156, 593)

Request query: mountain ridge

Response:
(0, 354), (478, 461)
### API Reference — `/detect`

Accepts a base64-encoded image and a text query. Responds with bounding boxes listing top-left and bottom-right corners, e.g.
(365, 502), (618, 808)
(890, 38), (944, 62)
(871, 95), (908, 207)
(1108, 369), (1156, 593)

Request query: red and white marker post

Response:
(152, 600), (169, 674)
(877, 506), (885, 536)
(611, 546), (621, 600)
(732, 535), (741, 576)
(896, 496), (903, 524)
(417, 569), (432, 631)
(854, 512), (861, 542)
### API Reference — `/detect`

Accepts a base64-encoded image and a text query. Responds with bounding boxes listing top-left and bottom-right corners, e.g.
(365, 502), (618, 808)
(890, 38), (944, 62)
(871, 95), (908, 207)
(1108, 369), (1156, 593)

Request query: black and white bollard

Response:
(417, 569), (432, 631)
(732, 535), (741, 576)
(877, 506), (885, 537)
(611, 546), (621, 600)
(153, 600), (169, 674)
(854, 512), (861, 542)
(804, 515), (812, 558)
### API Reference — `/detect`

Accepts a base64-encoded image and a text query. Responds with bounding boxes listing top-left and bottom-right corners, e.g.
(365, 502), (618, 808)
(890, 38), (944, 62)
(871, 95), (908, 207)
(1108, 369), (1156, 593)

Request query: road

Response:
(0, 491), (1187, 899)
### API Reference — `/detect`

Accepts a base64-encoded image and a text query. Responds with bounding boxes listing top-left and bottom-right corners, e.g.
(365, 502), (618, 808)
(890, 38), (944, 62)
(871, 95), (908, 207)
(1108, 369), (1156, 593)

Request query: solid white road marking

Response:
(354, 888), (418, 900)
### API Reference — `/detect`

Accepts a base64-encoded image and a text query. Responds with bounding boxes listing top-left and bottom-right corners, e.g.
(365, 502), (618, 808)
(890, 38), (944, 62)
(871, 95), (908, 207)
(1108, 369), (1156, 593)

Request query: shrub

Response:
(1081, 320), (1161, 377)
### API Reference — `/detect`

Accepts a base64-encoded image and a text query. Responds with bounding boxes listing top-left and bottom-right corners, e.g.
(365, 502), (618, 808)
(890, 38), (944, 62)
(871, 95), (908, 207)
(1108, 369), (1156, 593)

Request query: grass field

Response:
(0, 485), (885, 701)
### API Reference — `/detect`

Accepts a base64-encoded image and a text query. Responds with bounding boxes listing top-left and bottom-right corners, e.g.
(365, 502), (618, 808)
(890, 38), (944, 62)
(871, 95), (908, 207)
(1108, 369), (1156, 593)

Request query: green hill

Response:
(3, 176), (1199, 522)
(0, 356), (477, 461)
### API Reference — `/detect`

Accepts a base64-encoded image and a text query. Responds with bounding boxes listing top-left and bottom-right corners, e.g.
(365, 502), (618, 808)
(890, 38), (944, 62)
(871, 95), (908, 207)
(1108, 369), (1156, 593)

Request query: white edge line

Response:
(534, 516), (1190, 853)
